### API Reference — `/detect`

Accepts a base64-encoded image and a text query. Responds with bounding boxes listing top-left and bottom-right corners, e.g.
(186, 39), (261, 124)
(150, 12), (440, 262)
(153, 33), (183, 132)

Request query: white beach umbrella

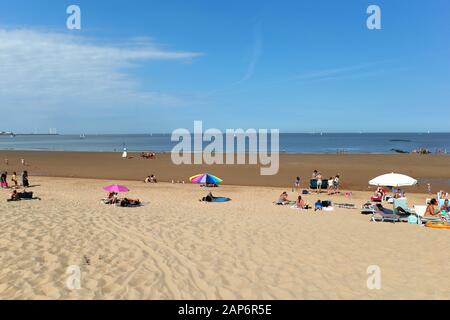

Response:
(369, 173), (418, 187)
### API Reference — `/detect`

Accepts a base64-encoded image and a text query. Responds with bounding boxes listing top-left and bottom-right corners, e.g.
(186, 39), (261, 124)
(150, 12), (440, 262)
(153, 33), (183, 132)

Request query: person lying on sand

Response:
(201, 192), (214, 202)
(118, 198), (141, 207)
(9, 190), (20, 201)
(276, 192), (290, 205)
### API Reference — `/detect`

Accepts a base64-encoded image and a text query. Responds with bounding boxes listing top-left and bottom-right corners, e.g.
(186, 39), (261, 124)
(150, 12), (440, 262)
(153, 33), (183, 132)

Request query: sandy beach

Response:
(1, 176), (449, 300)
(1, 151), (450, 193)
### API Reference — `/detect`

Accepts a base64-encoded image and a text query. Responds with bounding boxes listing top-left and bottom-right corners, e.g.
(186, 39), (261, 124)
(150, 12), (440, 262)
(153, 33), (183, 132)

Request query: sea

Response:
(0, 133), (449, 154)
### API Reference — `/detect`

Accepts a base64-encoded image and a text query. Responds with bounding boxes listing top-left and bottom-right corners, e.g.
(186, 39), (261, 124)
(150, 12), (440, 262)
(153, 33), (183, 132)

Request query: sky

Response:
(0, 0), (449, 134)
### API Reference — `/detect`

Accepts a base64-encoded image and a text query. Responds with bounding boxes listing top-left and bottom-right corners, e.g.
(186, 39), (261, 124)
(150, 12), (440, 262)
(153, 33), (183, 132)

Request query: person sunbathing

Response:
(104, 192), (118, 204)
(276, 192), (290, 205)
(440, 199), (450, 213)
(292, 195), (308, 209)
(119, 198), (141, 207)
(9, 190), (20, 201)
(425, 199), (440, 217)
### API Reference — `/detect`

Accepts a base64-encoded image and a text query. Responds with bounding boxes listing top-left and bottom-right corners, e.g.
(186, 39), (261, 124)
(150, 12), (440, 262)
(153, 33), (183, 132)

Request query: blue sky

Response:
(0, 0), (449, 133)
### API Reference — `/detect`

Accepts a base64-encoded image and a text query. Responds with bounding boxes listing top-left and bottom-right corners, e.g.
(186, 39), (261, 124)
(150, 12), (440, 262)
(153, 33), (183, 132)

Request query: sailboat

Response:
(79, 134), (86, 139)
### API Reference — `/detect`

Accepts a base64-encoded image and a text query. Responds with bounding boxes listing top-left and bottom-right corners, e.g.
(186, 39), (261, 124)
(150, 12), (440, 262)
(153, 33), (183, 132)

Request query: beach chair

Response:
(413, 205), (442, 224)
(361, 202), (376, 214)
(393, 198), (414, 215)
(370, 204), (401, 223)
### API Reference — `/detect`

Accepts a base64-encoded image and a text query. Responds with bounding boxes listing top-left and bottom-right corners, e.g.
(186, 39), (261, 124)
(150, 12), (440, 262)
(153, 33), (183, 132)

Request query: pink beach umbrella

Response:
(103, 184), (130, 193)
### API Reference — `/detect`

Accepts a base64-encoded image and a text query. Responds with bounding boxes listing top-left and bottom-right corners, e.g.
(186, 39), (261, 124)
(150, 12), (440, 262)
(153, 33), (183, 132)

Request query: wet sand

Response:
(1, 151), (449, 193)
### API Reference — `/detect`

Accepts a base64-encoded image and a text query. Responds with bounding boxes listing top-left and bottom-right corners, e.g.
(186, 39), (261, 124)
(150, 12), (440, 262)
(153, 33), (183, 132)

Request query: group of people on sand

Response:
(141, 152), (156, 159)
(372, 187), (407, 201)
(425, 191), (450, 218)
(103, 192), (141, 207)
(310, 170), (340, 194)
(1, 171), (29, 189)
(276, 192), (328, 212)
(144, 174), (158, 183)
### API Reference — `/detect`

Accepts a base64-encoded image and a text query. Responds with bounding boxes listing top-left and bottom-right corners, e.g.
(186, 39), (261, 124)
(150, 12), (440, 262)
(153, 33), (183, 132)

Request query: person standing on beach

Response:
(0, 171), (8, 188)
(333, 175), (340, 193)
(11, 172), (18, 188)
(327, 177), (334, 195)
(316, 172), (323, 194)
(21, 158), (26, 166)
(22, 170), (29, 188)
(293, 177), (301, 192)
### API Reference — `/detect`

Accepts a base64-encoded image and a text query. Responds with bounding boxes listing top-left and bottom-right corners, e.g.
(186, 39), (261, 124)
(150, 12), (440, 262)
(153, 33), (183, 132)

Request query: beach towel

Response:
(115, 201), (143, 208)
(202, 196), (231, 203)
(210, 197), (231, 203)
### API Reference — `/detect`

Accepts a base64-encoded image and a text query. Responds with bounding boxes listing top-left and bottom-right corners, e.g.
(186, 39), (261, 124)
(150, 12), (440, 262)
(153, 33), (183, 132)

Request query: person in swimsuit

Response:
(425, 199), (440, 217)
(293, 177), (301, 192)
(276, 192), (290, 205)
(316, 172), (323, 194)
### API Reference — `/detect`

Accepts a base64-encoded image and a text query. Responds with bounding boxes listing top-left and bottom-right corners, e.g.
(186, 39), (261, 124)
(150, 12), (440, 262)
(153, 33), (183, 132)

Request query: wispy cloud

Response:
(0, 28), (202, 115)
(287, 62), (390, 83)
(235, 21), (263, 84)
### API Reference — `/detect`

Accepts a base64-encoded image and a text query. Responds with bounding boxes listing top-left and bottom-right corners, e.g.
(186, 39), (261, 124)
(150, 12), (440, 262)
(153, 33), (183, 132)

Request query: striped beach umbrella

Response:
(189, 173), (223, 185)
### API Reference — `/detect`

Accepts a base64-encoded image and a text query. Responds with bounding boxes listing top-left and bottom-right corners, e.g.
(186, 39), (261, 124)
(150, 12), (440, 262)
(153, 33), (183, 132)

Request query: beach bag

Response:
(408, 215), (419, 224)
(302, 189), (309, 195)
(321, 200), (332, 208)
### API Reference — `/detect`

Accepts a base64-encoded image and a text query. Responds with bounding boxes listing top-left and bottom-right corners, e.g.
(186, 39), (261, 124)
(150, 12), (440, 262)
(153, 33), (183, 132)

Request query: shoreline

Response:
(1, 150), (449, 192)
(2, 148), (449, 155)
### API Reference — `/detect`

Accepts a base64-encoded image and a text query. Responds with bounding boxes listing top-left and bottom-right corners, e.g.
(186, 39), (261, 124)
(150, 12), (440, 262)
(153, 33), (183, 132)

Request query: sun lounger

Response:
(413, 205), (442, 224)
(335, 203), (355, 209)
(393, 198), (414, 215)
(369, 203), (401, 223)
(361, 202), (377, 214)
